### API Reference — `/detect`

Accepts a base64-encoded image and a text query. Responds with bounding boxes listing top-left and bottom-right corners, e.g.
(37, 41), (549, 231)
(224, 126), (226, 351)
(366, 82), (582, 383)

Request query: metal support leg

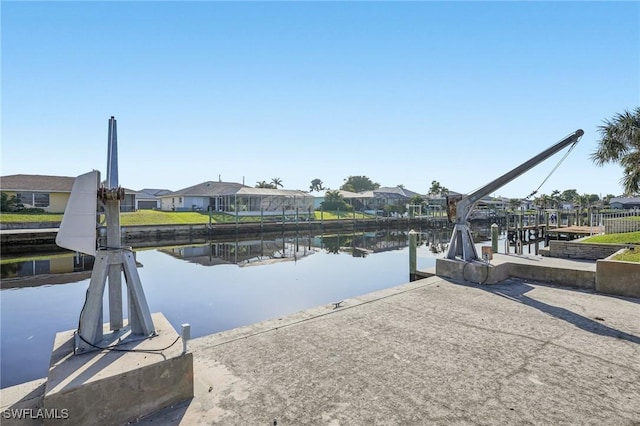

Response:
(77, 252), (110, 352)
(446, 224), (479, 262)
(106, 201), (123, 331)
(76, 249), (155, 354)
(121, 250), (155, 336)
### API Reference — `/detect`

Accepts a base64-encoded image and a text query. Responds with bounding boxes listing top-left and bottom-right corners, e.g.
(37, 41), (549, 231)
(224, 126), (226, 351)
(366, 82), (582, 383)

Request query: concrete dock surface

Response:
(2, 275), (639, 425)
(143, 275), (639, 425)
(488, 252), (597, 271)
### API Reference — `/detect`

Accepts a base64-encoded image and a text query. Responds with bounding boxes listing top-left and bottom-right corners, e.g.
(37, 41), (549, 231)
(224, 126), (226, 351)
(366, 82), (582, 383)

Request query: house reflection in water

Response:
(316, 231), (411, 257)
(158, 230), (425, 267)
(158, 235), (316, 267)
(1, 253), (96, 288)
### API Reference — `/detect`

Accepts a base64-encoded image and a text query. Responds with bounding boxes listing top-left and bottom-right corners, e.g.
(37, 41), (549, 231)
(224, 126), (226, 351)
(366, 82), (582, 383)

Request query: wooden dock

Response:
(546, 225), (604, 241)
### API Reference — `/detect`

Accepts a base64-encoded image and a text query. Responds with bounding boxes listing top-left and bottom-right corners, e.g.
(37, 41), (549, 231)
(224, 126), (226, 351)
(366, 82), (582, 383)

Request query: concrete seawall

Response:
(1, 217), (451, 254)
(543, 240), (632, 260)
(596, 249), (640, 298)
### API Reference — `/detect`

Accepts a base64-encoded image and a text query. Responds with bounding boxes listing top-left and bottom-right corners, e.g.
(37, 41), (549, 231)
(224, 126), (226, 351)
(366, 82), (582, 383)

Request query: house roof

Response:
(139, 188), (172, 197)
(337, 190), (373, 199)
(610, 197), (640, 205)
(0, 174), (76, 192)
(335, 187), (423, 200)
(0, 174), (142, 195)
(374, 186), (421, 198)
(162, 181), (250, 197)
(134, 188), (172, 200)
(160, 181), (314, 198)
(424, 190), (463, 200)
(236, 187), (312, 197)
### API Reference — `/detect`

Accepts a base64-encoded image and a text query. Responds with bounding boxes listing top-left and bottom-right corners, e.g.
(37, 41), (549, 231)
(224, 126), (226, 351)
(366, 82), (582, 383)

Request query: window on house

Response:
(179, 197), (182, 203)
(16, 192), (50, 208)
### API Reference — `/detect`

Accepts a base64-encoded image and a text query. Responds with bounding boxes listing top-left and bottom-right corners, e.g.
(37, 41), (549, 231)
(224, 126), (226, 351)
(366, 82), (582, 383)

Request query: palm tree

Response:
(309, 179), (325, 192)
(591, 107), (640, 195)
(603, 194), (616, 207)
(271, 177), (283, 189)
(508, 198), (521, 213)
(550, 190), (561, 209)
(534, 193), (550, 209)
(256, 181), (275, 189)
(428, 180), (449, 196)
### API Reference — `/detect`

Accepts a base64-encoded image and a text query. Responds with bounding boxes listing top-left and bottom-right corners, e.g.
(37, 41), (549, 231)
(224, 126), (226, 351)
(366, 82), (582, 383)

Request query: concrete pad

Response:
(0, 380), (47, 426)
(435, 257), (509, 284)
(3, 278), (639, 425)
(42, 313), (193, 425)
(137, 276), (640, 425)
(435, 253), (596, 288)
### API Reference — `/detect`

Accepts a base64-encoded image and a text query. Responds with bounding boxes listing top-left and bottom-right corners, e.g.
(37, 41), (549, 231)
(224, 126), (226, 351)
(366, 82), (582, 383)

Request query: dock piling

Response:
(409, 229), (417, 281)
(491, 223), (499, 254)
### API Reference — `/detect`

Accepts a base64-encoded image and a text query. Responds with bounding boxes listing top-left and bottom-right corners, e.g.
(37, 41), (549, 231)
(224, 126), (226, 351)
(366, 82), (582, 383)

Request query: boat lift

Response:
(445, 129), (584, 262)
(56, 117), (155, 353)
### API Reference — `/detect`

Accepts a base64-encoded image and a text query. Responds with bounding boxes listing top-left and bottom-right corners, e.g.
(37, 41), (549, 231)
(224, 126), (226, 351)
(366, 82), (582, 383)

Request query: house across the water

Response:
(609, 197), (640, 209)
(158, 181), (314, 217)
(0, 174), (164, 213)
(0, 174), (75, 213)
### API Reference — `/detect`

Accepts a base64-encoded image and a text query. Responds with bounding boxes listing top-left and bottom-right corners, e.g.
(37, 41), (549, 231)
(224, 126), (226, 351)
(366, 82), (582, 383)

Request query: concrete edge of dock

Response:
(5, 256), (640, 425)
(0, 276), (444, 422)
(190, 275), (444, 349)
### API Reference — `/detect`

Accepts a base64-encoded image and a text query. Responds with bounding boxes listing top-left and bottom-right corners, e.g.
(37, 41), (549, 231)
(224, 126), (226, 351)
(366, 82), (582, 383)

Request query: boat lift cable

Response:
(463, 132), (582, 202)
(525, 136), (580, 200)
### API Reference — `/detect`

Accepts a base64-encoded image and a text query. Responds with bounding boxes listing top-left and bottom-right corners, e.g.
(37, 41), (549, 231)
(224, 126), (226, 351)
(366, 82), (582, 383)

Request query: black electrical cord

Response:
(76, 331), (181, 353)
(96, 245), (134, 252)
(76, 266), (181, 354)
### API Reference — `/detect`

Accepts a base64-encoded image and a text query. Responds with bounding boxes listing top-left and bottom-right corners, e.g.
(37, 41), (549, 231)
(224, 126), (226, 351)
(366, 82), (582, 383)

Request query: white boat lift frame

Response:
(446, 129), (584, 262)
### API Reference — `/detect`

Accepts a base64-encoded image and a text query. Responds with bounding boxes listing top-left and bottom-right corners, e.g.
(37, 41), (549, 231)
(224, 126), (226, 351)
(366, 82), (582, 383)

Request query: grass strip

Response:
(1, 210), (377, 226)
(612, 249), (640, 262)
(581, 231), (640, 244)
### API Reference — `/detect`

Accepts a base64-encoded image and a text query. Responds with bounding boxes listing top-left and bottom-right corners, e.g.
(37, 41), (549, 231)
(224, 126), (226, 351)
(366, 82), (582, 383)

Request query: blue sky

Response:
(2, 1), (638, 198)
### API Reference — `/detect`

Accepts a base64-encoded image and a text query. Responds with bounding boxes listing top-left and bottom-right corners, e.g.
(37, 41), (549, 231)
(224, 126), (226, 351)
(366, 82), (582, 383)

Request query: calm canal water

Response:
(1, 228), (472, 388)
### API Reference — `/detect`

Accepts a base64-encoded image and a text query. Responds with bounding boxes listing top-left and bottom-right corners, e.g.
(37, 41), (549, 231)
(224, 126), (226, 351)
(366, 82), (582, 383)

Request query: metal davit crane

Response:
(445, 129), (584, 262)
(56, 117), (155, 353)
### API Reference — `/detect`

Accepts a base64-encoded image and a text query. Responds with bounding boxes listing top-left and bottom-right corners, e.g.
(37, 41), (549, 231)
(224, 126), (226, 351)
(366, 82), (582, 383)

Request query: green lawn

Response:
(612, 249), (640, 262)
(581, 231), (640, 244)
(0, 210), (377, 226)
(119, 211), (211, 225)
(581, 231), (640, 263)
(314, 211), (374, 220)
(117, 211), (286, 225)
(0, 211), (215, 226)
(0, 212), (64, 222)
